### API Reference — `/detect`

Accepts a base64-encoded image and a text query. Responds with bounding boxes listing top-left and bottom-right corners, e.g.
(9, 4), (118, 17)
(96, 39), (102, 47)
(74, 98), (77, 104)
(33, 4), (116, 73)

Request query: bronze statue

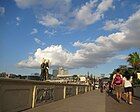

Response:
(40, 59), (50, 81)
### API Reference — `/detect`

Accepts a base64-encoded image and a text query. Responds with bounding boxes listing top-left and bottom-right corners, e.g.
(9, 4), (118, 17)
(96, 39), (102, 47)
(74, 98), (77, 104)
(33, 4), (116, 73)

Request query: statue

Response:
(40, 59), (50, 81)
(45, 59), (49, 80)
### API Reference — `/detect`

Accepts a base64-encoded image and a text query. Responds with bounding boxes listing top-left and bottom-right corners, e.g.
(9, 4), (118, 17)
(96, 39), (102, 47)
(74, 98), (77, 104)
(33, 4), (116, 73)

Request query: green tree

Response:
(127, 52), (140, 71)
(72, 75), (79, 82)
(127, 52), (140, 83)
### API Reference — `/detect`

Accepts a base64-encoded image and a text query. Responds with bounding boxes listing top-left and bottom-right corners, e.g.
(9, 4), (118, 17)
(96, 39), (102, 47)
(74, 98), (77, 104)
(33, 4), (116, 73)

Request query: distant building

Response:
(52, 69), (58, 77)
(53, 67), (70, 78)
(58, 67), (68, 76)
(79, 76), (86, 82)
(0, 72), (7, 77)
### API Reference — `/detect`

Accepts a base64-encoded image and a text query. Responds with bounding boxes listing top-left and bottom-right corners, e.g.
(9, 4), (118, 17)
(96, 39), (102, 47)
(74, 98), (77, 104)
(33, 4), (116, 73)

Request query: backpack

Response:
(114, 74), (123, 85)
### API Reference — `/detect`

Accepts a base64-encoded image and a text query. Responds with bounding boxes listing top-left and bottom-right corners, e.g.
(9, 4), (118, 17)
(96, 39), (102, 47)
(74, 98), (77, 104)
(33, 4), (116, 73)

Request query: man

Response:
(111, 69), (123, 102)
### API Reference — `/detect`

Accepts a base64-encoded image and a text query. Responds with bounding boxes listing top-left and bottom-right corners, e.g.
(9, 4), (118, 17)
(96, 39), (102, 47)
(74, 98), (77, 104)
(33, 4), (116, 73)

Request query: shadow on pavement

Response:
(134, 96), (140, 101)
(106, 91), (120, 103)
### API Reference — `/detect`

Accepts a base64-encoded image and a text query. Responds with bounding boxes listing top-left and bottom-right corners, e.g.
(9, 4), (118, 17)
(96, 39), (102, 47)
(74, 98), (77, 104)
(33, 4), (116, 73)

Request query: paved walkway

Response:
(24, 90), (105, 112)
(23, 90), (140, 112)
(106, 92), (139, 112)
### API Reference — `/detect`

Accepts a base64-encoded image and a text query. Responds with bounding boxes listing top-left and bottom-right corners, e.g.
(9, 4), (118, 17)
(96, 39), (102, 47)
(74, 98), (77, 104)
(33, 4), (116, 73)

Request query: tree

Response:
(127, 52), (140, 83)
(72, 75), (79, 82)
(127, 52), (140, 71)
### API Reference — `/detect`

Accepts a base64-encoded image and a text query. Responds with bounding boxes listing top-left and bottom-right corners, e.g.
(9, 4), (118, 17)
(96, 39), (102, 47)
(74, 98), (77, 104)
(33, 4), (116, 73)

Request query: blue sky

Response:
(0, 0), (140, 76)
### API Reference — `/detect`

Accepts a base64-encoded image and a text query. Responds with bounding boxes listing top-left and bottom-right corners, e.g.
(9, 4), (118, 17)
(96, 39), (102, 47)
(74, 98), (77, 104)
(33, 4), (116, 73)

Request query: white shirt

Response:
(123, 77), (132, 88)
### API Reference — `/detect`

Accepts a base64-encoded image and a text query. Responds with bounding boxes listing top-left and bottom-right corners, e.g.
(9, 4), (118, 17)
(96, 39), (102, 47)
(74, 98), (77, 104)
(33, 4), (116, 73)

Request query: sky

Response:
(0, 0), (140, 76)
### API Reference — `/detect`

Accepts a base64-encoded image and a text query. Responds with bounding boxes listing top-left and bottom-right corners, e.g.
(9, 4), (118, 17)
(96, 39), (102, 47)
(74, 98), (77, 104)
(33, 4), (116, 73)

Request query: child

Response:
(123, 71), (133, 105)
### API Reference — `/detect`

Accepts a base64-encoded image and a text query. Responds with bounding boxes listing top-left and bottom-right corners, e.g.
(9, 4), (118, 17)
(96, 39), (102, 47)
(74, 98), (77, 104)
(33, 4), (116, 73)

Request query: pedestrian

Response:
(99, 79), (104, 93)
(108, 81), (113, 94)
(123, 71), (133, 105)
(111, 69), (123, 102)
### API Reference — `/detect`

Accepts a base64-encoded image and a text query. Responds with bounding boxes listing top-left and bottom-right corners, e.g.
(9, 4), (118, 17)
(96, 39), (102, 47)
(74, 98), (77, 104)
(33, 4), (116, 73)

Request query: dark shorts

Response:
(124, 87), (133, 93)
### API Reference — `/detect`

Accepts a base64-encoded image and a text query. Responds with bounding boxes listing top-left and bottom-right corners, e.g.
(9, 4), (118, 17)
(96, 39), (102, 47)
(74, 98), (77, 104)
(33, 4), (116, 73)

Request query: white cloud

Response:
(75, 0), (113, 26)
(103, 9), (140, 48)
(0, 6), (5, 15)
(17, 9), (140, 69)
(44, 29), (57, 36)
(17, 45), (73, 68)
(97, 0), (113, 12)
(103, 19), (124, 30)
(15, 0), (114, 28)
(14, 0), (71, 27)
(17, 56), (40, 68)
(111, 55), (128, 60)
(14, 0), (71, 11)
(16, 17), (21, 21)
(14, 0), (39, 9)
(124, 9), (140, 48)
(34, 38), (46, 46)
(30, 28), (38, 35)
(16, 16), (21, 26)
(39, 15), (62, 27)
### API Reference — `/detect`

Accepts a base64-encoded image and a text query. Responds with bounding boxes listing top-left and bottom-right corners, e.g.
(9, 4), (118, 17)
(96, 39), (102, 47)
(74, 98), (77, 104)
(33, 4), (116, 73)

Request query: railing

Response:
(0, 78), (92, 112)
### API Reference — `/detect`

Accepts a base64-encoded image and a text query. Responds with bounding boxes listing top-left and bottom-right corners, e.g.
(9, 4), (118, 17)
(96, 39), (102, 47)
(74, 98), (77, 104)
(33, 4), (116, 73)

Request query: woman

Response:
(123, 71), (133, 105)
(111, 69), (123, 102)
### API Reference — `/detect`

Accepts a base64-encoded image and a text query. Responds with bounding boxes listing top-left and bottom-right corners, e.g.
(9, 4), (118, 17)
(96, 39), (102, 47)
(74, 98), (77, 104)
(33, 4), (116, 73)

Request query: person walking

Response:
(111, 69), (123, 102)
(123, 71), (133, 105)
(99, 79), (104, 93)
(108, 81), (113, 94)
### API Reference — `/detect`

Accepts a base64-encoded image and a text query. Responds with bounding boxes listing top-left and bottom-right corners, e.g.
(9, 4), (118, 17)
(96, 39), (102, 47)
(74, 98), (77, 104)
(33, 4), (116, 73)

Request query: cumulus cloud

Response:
(18, 56), (40, 68)
(17, 9), (140, 69)
(30, 28), (38, 35)
(34, 38), (46, 46)
(103, 19), (124, 30)
(14, 0), (39, 9)
(0, 6), (5, 15)
(103, 9), (140, 48)
(17, 45), (73, 68)
(110, 54), (128, 60)
(14, 0), (71, 11)
(74, 0), (113, 26)
(39, 15), (62, 27)
(15, 0), (71, 27)
(97, 0), (113, 12)
(15, 0), (115, 28)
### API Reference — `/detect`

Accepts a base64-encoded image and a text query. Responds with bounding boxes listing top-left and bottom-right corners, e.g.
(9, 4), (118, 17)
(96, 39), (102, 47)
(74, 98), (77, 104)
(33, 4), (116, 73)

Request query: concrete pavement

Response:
(23, 90), (140, 112)
(24, 90), (105, 112)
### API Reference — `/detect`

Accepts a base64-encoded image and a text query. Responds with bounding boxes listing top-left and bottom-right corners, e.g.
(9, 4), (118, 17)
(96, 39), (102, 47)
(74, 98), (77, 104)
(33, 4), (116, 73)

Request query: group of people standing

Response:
(111, 69), (133, 105)
(40, 59), (50, 81)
